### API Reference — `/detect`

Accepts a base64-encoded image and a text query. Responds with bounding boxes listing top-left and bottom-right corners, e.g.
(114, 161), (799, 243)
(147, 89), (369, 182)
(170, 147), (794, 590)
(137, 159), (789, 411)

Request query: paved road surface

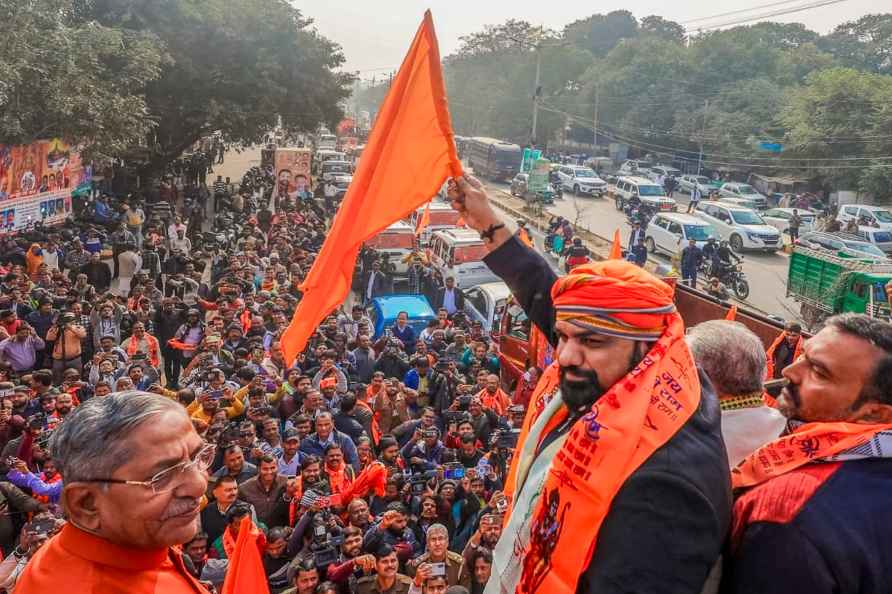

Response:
(481, 178), (800, 321)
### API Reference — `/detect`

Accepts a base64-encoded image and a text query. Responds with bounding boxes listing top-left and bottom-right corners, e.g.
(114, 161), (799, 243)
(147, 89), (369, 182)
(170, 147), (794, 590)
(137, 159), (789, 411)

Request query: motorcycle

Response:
(714, 262), (750, 300)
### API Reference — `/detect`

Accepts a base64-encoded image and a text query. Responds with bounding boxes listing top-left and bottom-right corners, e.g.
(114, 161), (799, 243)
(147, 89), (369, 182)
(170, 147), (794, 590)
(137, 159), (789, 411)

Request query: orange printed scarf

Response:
(764, 331), (803, 380)
(503, 313), (700, 594)
(732, 421), (892, 489)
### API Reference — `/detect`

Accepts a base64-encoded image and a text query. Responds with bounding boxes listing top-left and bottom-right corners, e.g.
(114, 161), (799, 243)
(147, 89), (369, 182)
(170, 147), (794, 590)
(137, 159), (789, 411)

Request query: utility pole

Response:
(530, 47), (542, 148)
(593, 84), (600, 151)
(697, 98), (709, 176)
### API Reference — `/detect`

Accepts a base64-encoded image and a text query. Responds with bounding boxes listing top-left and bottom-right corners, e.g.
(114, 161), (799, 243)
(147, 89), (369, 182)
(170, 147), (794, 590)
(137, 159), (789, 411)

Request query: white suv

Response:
(556, 165), (607, 197)
(645, 213), (717, 256)
(719, 183), (768, 210)
(613, 176), (677, 212)
(694, 202), (781, 252)
(837, 204), (892, 231)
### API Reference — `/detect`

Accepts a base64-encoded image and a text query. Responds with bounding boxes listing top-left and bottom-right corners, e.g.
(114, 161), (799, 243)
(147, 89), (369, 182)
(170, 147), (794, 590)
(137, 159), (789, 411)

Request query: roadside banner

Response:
(272, 147), (312, 201)
(0, 139), (88, 232)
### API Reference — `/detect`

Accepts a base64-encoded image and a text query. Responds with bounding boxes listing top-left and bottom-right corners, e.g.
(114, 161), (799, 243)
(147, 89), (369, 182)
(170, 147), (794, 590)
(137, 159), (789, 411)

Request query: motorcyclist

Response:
(710, 240), (741, 280)
(702, 237), (718, 263)
(564, 238), (591, 272)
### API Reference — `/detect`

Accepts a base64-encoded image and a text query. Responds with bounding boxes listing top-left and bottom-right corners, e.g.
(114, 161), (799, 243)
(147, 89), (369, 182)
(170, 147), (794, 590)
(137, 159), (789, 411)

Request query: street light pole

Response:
(697, 98), (709, 176)
(531, 47), (541, 148)
(593, 83), (600, 151)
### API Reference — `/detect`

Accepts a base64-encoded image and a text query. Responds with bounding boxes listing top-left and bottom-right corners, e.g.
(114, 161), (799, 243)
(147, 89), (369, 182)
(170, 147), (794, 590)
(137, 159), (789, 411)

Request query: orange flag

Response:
(725, 304), (738, 320)
(415, 201), (431, 236)
(609, 228), (623, 259)
(221, 516), (269, 594)
(280, 11), (463, 365)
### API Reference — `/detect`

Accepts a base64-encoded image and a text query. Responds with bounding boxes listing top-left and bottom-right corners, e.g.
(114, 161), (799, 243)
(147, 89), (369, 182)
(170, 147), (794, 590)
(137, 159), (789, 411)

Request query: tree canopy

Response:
(353, 11), (892, 199)
(1, 0), (351, 174)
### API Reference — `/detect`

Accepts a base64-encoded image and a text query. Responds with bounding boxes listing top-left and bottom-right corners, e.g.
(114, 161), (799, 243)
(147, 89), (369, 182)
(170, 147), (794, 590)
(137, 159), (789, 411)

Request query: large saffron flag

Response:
(221, 516), (269, 594)
(609, 228), (623, 259)
(281, 11), (463, 364)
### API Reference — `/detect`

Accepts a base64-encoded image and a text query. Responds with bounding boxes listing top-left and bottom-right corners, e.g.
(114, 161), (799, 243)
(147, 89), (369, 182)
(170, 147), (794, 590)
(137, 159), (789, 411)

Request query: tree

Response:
(639, 15), (685, 44)
(0, 0), (164, 159)
(80, 0), (352, 176)
(564, 11), (639, 57)
(781, 67), (892, 190)
(820, 14), (892, 75)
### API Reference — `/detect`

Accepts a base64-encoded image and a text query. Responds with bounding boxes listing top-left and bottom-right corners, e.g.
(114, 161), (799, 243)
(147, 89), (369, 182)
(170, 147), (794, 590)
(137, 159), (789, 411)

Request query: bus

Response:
(466, 137), (522, 182)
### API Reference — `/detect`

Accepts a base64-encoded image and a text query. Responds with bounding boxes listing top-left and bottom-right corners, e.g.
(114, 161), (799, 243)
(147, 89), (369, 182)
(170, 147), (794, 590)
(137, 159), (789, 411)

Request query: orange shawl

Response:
(732, 421), (892, 489)
(764, 331), (803, 380)
(476, 387), (511, 417)
(502, 261), (700, 594)
(25, 244), (43, 279)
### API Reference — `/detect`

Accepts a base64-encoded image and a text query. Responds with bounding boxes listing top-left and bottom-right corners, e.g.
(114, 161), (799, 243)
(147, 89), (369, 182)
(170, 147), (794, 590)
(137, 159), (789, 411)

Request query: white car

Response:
(647, 165), (682, 183)
(320, 160), (353, 182)
(837, 204), (892, 231)
(428, 228), (500, 289)
(618, 160), (652, 176)
(677, 175), (716, 196)
(761, 208), (816, 235)
(463, 282), (512, 333)
(556, 165), (607, 197)
(694, 202), (781, 252)
(719, 183), (768, 210)
(644, 213), (717, 256)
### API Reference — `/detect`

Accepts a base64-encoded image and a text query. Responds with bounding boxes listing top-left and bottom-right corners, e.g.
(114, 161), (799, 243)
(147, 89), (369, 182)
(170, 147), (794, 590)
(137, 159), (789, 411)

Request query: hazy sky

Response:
(294, 0), (878, 75)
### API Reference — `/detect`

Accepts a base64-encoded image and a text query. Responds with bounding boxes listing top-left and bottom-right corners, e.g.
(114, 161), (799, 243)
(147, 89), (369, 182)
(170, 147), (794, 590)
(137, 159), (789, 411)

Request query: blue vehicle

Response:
(369, 294), (436, 340)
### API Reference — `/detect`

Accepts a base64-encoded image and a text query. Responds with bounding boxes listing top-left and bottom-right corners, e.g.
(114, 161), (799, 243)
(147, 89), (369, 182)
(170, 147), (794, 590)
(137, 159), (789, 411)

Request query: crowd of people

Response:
(3, 148), (892, 594)
(0, 154), (524, 594)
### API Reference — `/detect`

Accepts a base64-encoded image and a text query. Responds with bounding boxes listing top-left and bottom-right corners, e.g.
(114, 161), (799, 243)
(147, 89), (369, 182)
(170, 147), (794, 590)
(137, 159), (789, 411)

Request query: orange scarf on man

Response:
(502, 261), (700, 594)
(476, 386), (511, 416)
(732, 421), (892, 489)
(764, 331), (803, 379)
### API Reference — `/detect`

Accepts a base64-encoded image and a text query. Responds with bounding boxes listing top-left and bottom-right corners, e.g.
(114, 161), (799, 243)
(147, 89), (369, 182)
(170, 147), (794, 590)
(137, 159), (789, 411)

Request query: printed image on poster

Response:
(0, 139), (85, 231)
(273, 148), (312, 201)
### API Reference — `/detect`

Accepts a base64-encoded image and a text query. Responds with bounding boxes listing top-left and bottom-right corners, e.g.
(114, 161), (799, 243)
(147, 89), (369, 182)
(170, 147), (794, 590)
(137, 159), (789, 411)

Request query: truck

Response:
(787, 245), (891, 331)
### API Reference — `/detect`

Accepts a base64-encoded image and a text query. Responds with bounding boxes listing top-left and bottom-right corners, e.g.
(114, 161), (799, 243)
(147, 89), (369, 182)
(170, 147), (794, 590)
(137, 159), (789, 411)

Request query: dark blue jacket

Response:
(483, 236), (732, 594)
(723, 458), (892, 594)
(299, 430), (359, 471)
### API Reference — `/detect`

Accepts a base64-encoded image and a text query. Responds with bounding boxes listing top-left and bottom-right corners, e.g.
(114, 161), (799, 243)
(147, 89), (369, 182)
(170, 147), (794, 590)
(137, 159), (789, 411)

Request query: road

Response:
(214, 145), (799, 321)
(481, 178), (801, 321)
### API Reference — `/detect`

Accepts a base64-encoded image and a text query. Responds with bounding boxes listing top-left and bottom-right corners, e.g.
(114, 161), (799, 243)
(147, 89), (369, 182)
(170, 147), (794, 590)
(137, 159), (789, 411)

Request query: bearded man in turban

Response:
(449, 176), (731, 594)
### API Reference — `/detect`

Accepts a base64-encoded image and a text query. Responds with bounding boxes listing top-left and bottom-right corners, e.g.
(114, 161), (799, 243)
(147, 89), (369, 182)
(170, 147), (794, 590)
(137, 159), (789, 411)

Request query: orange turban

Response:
(551, 260), (677, 340)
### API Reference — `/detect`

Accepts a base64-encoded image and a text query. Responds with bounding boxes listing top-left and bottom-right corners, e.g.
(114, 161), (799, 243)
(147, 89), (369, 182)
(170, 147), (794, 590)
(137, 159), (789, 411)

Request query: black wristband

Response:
(479, 223), (505, 242)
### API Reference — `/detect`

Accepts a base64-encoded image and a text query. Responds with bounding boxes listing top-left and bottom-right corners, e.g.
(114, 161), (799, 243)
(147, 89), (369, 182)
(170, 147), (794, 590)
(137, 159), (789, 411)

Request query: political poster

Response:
(0, 139), (87, 231)
(527, 158), (551, 194)
(273, 147), (312, 201)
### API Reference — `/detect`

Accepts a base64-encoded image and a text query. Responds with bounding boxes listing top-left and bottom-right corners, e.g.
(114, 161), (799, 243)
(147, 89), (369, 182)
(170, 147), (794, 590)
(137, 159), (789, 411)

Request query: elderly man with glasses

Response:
(18, 391), (214, 593)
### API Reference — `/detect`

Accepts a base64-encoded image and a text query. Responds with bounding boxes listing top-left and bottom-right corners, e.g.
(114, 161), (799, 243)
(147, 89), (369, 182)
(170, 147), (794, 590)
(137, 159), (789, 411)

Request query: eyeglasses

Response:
(81, 443), (216, 494)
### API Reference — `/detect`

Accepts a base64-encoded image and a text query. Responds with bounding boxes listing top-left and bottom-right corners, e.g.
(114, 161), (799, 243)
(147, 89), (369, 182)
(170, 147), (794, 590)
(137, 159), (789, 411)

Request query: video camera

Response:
(309, 511), (342, 568)
(409, 470), (437, 495)
(443, 410), (469, 425)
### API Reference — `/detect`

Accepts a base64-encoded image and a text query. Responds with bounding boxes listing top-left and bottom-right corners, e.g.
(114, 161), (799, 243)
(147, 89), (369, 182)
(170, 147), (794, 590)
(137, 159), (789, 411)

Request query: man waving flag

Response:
(281, 11), (463, 365)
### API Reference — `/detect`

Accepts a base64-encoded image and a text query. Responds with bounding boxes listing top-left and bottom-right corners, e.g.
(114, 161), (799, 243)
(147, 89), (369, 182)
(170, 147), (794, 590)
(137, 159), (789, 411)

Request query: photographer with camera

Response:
(0, 514), (61, 590)
(45, 311), (87, 384)
(374, 338), (411, 381)
(400, 425), (444, 472)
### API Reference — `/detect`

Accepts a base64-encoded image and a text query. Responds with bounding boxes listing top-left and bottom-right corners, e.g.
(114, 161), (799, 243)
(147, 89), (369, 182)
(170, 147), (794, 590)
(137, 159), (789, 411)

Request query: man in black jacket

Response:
(449, 175), (730, 594)
(434, 276), (465, 316)
(153, 297), (187, 388)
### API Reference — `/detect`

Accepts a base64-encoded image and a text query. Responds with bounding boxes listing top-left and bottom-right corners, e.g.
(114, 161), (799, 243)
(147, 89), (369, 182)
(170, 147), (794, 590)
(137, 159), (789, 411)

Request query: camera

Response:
(497, 429), (520, 450)
(409, 470), (437, 495)
(443, 462), (465, 481)
(443, 410), (468, 425)
(309, 512), (341, 568)
(421, 429), (438, 440)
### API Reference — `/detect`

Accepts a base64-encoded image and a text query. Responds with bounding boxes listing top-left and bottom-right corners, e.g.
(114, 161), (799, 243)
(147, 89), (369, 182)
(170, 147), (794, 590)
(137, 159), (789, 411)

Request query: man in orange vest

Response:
(450, 175), (730, 594)
(724, 314), (892, 593)
(18, 391), (212, 593)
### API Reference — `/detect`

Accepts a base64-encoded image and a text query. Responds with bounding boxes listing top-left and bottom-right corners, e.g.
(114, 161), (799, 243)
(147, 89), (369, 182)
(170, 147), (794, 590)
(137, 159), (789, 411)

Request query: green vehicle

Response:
(787, 245), (892, 330)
